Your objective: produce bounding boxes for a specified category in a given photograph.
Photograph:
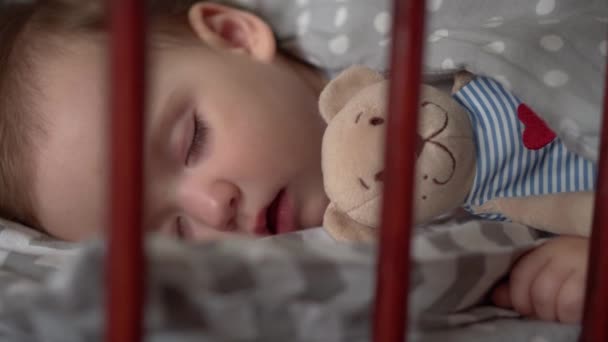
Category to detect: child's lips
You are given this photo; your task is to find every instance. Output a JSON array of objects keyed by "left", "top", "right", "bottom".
[
  {"left": 253, "top": 189, "right": 297, "bottom": 236},
  {"left": 254, "top": 207, "right": 269, "bottom": 236}
]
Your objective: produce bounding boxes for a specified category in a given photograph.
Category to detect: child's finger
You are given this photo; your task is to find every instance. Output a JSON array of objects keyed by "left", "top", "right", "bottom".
[
  {"left": 508, "top": 250, "right": 551, "bottom": 317},
  {"left": 491, "top": 282, "right": 513, "bottom": 309},
  {"left": 556, "top": 272, "right": 585, "bottom": 324},
  {"left": 530, "top": 264, "right": 573, "bottom": 322}
]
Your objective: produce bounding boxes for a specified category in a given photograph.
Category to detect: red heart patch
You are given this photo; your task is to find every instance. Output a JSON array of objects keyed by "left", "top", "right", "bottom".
[{"left": 517, "top": 104, "right": 556, "bottom": 150}]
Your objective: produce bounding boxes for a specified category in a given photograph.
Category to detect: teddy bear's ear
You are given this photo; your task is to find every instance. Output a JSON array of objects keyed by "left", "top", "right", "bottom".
[{"left": 319, "top": 65, "right": 384, "bottom": 123}]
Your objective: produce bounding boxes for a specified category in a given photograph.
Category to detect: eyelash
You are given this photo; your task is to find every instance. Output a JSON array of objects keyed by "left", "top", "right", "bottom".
[{"left": 186, "top": 112, "right": 207, "bottom": 166}]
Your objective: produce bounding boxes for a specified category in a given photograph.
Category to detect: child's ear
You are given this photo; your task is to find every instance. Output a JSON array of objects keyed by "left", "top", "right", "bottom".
[
  {"left": 319, "top": 66, "right": 384, "bottom": 123},
  {"left": 188, "top": 2, "right": 276, "bottom": 62}
]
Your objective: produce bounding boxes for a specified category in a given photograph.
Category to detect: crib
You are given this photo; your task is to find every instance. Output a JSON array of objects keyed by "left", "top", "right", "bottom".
[
  {"left": 0, "top": 0, "right": 603, "bottom": 341},
  {"left": 102, "top": 0, "right": 608, "bottom": 341}
]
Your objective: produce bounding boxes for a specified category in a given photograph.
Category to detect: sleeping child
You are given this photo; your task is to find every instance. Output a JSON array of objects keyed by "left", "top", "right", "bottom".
[{"left": 0, "top": 0, "right": 591, "bottom": 324}]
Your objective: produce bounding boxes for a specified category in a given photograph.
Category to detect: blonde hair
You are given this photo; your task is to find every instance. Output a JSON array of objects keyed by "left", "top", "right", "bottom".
[{"left": 0, "top": 0, "right": 222, "bottom": 229}]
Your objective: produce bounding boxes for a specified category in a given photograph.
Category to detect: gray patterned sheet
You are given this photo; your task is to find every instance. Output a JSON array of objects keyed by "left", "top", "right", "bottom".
[{"left": 0, "top": 217, "right": 580, "bottom": 341}]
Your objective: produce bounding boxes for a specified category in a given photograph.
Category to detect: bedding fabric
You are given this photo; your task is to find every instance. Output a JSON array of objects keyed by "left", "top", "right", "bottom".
[
  {"left": 0, "top": 217, "right": 581, "bottom": 342},
  {"left": 219, "top": 0, "right": 607, "bottom": 161}
]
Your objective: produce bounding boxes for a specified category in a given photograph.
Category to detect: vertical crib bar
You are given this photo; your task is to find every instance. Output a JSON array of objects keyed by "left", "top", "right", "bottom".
[
  {"left": 373, "top": 1, "right": 426, "bottom": 342},
  {"left": 580, "top": 55, "right": 608, "bottom": 342},
  {"left": 107, "top": 1, "right": 146, "bottom": 342}
]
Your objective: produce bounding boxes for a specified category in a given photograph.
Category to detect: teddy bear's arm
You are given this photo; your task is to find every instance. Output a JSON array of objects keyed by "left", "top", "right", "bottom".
[
  {"left": 323, "top": 203, "right": 377, "bottom": 243},
  {"left": 473, "top": 192, "right": 594, "bottom": 237}
]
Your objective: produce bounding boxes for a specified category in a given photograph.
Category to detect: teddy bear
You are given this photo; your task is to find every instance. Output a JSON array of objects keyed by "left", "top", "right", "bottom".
[{"left": 319, "top": 65, "right": 595, "bottom": 242}]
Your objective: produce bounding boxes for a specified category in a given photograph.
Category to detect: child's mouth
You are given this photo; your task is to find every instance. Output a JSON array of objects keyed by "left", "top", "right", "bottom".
[
  {"left": 266, "top": 191, "right": 281, "bottom": 235},
  {"left": 255, "top": 189, "right": 297, "bottom": 236}
]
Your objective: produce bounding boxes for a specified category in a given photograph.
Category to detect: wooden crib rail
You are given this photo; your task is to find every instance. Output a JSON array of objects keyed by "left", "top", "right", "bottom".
[
  {"left": 580, "top": 52, "right": 608, "bottom": 342},
  {"left": 107, "top": 1, "right": 146, "bottom": 342},
  {"left": 372, "top": 0, "right": 425, "bottom": 341}
]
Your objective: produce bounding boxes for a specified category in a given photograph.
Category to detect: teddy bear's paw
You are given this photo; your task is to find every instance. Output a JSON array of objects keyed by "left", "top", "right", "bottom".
[{"left": 323, "top": 203, "right": 377, "bottom": 243}]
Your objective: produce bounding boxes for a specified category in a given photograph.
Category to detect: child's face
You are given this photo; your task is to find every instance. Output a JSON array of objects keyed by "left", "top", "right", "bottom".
[{"left": 32, "top": 6, "right": 329, "bottom": 241}]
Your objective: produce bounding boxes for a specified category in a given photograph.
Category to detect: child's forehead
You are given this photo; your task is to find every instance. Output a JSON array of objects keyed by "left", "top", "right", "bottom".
[
  {"left": 34, "top": 42, "right": 100, "bottom": 85},
  {"left": 32, "top": 48, "right": 110, "bottom": 241}
]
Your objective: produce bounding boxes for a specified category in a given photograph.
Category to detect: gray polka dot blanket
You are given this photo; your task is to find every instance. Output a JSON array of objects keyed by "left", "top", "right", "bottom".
[{"left": 0, "top": 217, "right": 580, "bottom": 341}]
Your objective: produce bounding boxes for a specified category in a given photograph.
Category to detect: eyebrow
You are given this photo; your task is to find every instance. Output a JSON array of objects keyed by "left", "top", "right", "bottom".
[{"left": 149, "top": 87, "right": 189, "bottom": 159}]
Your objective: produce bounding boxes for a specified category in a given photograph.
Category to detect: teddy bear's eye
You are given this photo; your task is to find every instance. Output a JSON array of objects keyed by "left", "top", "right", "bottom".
[
  {"left": 369, "top": 117, "right": 385, "bottom": 126},
  {"left": 355, "top": 112, "right": 363, "bottom": 124}
]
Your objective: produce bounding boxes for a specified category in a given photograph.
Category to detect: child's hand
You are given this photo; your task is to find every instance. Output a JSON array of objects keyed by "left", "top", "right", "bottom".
[{"left": 491, "top": 236, "right": 589, "bottom": 323}]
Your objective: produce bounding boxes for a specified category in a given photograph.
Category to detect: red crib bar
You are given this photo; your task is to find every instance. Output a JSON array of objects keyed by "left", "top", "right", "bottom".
[
  {"left": 373, "top": 0, "right": 426, "bottom": 341},
  {"left": 580, "top": 54, "right": 608, "bottom": 342},
  {"left": 107, "top": 1, "right": 146, "bottom": 342}
]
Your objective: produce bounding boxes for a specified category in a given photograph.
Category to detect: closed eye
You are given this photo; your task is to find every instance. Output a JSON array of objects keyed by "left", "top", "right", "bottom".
[{"left": 186, "top": 112, "right": 207, "bottom": 166}]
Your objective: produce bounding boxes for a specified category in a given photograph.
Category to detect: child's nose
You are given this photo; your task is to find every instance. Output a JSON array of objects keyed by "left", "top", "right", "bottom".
[{"left": 179, "top": 180, "right": 240, "bottom": 231}]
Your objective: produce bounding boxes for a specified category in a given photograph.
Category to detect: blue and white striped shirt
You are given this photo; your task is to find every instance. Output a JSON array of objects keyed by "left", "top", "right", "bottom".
[{"left": 453, "top": 77, "right": 596, "bottom": 221}]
